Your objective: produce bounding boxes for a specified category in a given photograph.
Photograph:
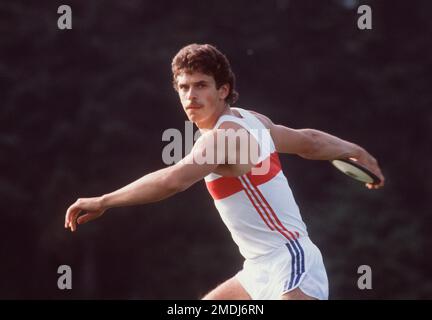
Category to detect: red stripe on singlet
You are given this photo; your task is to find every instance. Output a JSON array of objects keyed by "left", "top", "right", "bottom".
[
  {"left": 242, "top": 175, "right": 297, "bottom": 241},
  {"left": 205, "top": 152, "right": 281, "bottom": 200}
]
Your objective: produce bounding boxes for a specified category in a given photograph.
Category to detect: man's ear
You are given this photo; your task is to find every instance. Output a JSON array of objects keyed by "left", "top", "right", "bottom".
[{"left": 219, "top": 84, "right": 230, "bottom": 100}]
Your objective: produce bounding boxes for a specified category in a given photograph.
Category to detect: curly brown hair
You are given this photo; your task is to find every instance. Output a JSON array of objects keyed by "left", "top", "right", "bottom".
[{"left": 171, "top": 44, "right": 239, "bottom": 105}]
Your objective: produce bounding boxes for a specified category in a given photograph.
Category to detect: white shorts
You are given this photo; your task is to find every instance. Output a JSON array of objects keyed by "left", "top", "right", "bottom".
[{"left": 235, "top": 236, "right": 329, "bottom": 300}]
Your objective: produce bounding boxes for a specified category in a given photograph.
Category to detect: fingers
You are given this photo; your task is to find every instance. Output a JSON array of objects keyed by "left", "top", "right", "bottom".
[
  {"left": 366, "top": 180, "right": 384, "bottom": 189},
  {"left": 65, "top": 197, "right": 105, "bottom": 232},
  {"left": 350, "top": 154, "right": 385, "bottom": 190},
  {"left": 64, "top": 210, "right": 68, "bottom": 229},
  {"left": 365, "top": 173, "right": 385, "bottom": 189},
  {"left": 65, "top": 206, "right": 73, "bottom": 229},
  {"left": 378, "top": 173, "right": 385, "bottom": 186},
  {"left": 373, "top": 170, "right": 385, "bottom": 189},
  {"left": 69, "top": 208, "right": 78, "bottom": 232},
  {"left": 71, "top": 215, "right": 77, "bottom": 232},
  {"left": 363, "top": 159, "right": 385, "bottom": 189},
  {"left": 65, "top": 203, "right": 81, "bottom": 232},
  {"left": 77, "top": 215, "right": 87, "bottom": 225},
  {"left": 62, "top": 196, "right": 110, "bottom": 233},
  {"left": 77, "top": 212, "right": 99, "bottom": 225},
  {"left": 366, "top": 183, "right": 379, "bottom": 189},
  {"left": 369, "top": 158, "right": 385, "bottom": 187},
  {"left": 65, "top": 206, "right": 72, "bottom": 228}
]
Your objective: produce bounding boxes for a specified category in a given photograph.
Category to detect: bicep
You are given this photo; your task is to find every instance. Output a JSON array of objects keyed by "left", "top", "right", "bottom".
[{"left": 249, "top": 110, "right": 314, "bottom": 156}]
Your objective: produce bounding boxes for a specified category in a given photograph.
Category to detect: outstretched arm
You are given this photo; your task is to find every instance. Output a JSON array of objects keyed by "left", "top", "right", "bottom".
[
  {"left": 65, "top": 131, "right": 219, "bottom": 232},
  {"left": 252, "top": 111, "right": 385, "bottom": 189}
]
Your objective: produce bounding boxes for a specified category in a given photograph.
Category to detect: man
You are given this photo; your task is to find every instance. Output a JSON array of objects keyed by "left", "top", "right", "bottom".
[{"left": 65, "top": 43, "right": 385, "bottom": 300}]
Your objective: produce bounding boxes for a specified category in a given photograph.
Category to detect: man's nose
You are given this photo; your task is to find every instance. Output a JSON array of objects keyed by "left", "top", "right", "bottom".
[{"left": 186, "top": 87, "right": 197, "bottom": 100}]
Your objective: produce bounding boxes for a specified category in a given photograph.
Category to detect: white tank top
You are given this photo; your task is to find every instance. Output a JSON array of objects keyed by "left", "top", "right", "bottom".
[{"left": 204, "top": 107, "right": 308, "bottom": 260}]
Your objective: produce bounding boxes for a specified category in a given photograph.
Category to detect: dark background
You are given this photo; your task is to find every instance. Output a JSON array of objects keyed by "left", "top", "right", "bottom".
[{"left": 1, "top": 0, "right": 431, "bottom": 299}]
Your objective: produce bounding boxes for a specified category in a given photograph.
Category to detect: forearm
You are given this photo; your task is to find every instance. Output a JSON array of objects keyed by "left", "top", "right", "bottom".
[
  {"left": 100, "top": 167, "right": 182, "bottom": 209},
  {"left": 300, "top": 129, "right": 364, "bottom": 160}
]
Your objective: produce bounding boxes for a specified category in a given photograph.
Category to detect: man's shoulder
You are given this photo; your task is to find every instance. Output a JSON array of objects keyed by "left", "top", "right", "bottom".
[
  {"left": 214, "top": 107, "right": 274, "bottom": 131},
  {"left": 218, "top": 120, "right": 245, "bottom": 131},
  {"left": 246, "top": 109, "right": 273, "bottom": 129}
]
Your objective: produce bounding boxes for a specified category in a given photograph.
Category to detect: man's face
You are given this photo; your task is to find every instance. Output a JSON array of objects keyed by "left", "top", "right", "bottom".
[{"left": 176, "top": 71, "right": 228, "bottom": 127}]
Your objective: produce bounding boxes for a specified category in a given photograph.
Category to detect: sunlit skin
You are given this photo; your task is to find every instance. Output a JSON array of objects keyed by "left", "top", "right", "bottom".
[{"left": 175, "top": 72, "right": 231, "bottom": 131}]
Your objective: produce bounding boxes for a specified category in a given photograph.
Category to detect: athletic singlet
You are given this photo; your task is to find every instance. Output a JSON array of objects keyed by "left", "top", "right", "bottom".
[{"left": 204, "top": 107, "right": 308, "bottom": 260}]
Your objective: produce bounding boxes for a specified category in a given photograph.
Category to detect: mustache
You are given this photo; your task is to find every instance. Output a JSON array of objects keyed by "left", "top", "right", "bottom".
[{"left": 186, "top": 103, "right": 203, "bottom": 109}]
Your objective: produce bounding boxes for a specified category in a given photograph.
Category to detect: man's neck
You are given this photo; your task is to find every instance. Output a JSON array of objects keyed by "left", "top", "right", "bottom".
[{"left": 197, "top": 104, "right": 232, "bottom": 132}]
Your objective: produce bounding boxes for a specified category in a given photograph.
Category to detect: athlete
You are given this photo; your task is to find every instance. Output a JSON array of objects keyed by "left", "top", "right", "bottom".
[{"left": 65, "top": 43, "right": 385, "bottom": 300}]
